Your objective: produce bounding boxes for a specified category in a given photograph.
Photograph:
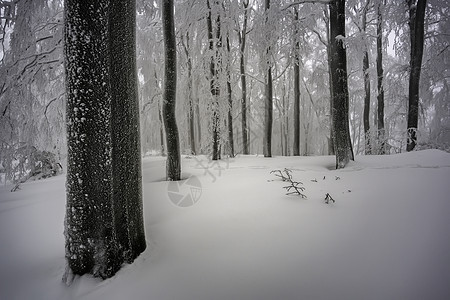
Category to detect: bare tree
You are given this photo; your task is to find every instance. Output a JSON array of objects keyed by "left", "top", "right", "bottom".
[
  {"left": 238, "top": 0, "right": 250, "bottom": 154},
  {"left": 376, "top": 2, "right": 385, "bottom": 154},
  {"left": 263, "top": 0, "right": 273, "bottom": 158},
  {"left": 329, "top": 0, "right": 353, "bottom": 168},
  {"left": 162, "top": 0, "right": 181, "bottom": 180},
  {"left": 406, "top": 0, "right": 427, "bottom": 152}
]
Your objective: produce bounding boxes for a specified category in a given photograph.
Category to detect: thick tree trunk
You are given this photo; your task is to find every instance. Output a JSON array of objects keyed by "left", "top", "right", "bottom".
[
  {"left": 64, "top": 1, "right": 118, "bottom": 280},
  {"left": 162, "top": 0, "right": 181, "bottom": 180},
  {"left": 406, "top": 0, "right": 426, "bottom": 152},
  {"left": 329, "top": 0, "right": 353, "bottom": 169},
  {"left": 263, "top": 0, "right": 273, "bottom": 158},
  {"left": 362, "top": 2, "right": 371, "bottom": 155},
  {"left": 110, "top": 0, "right": 146, "bottom": 263},
  {"left": 376, "top": 3, "right": 385, "bottom": 154},
  {"left": 64, "top": 0, "right": 145, "bottom": 282},
  {"left": 239, "top": 0, "right": 249, "bottom": 155},
  {"left": 293, "top": 7, "right": 301, "bottom": 156}
]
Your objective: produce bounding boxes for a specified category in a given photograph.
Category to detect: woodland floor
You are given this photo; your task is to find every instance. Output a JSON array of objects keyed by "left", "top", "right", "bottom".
[{"left": 1, "top": 149, "right": 450, "bottom": 300}]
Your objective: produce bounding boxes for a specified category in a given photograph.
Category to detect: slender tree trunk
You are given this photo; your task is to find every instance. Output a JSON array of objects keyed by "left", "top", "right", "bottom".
[
  {"left": 406, "top": 0, "right": 426, "bottom": 152},
  {"left": 376, "top": 2, "right": 385, "bottom": 154},
  {"left": 362, "top": 1, "right": 371, "bottom": 154},
  {"left": 207, "top": 0, "right": 221, "bottom": 160},
  {"left": 162, "top": 0, "right": 181, "bottom": 180},
  {"left": 263, "top": 0, "right": 273, "bottom": 158},
  {"left": 329, "top": 0, "right": 353, "bottom": 169},
  {"left": 226, "top": 36, "right": 234, "bottom": 157},
  {"left": 182, "top": 33, "right": 196, "bottom": 155},
  {"left": 239, "top": 0, "right": 249, "bottom": 154},
  {"left": 323, "top": 9, "right": 335, "bottom": 155},
  {"left": 293, "top": 7, "right": 300, "bottom": 156}
]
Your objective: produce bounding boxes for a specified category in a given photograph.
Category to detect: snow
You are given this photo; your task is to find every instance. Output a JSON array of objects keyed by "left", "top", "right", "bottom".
[{"left": 1, "top": 150, "right": 450, "bottom": 300}]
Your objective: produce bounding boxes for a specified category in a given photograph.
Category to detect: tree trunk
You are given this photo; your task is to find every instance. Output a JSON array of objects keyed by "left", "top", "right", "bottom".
[
  {"left": 323, "top": 8, "right": 335, "bottom": 155},
  {"left": 362, "top": 1, "right": 371, "bottom": 155},
  {"left": 406, "top": 0, "right": 426, "bottom": 152},
  {"left": 226, "top": 36, "right": 234, "bottom": 157},
  {"left": 263, "top": 0, "right": 273, "bottom": 158},
  {"left": 376, "top": 2, "right": 385, "bottom": 154},
  {"left": 162, "top": 0, "right": 181, "bottom": 180},
  {"left": 64, "top": 0, "right": 145, "bottom": 282},
  {"left": 182, "top": 33, "right": 196, "bottom": 155},
  {"left": 207, "top": 0, "right": 221, "bottom": 160},
  {"left": 293, "top": 7, "right": 301, "bottom": 156},
  {"left": 239, "top": 0, "right": 249, "bottom": 155},
  {"left": 110, "top": 0, "right": 146, "bottom": 263},
  {"left": 329, "top": 0, "right": 353, "bottom": 169}
]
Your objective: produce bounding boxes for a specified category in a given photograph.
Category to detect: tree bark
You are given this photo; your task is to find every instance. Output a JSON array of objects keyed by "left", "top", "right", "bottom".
[
  {"left": 64, "top": 0, "right": 145, "bottom": 282},
  {"left": 239, "top": 0, "right": 249, "bottom": 155},
  {"left": 329, "top": 0, "right": 353, "bottom": 169},
  {"left": 207, "top": 0, "right": 221, "bottom": 160},
  {"left": 263, "top": 0, "right": 273, "bottom": 158},
  {"left": 406, "top": 0, "right": 426, "bottom": 152},
  {"left": 293, "top": 7, "right": 301, "bottom": 156},
  {"left": 182, "top": 32, "right": 196, "bottom": 155},
  {"left": 162, "top": 0, "right": 181, "bottom": 180},
  {"left": 110, "top": 0, "right": 146, "bottom": 263},
  {"left": 226, "top": 36, "right": 234, "bottom": 157},
  {"left": 376, "top": 2, "right": 385, "bottom": 154},
  {"left": 362, "top": 1, "right": 371, "bottom": 154}
]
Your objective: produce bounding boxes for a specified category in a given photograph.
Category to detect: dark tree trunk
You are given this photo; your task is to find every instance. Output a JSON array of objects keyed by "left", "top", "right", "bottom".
[
  {"left": 293, "top": 7, "right": 301, "bottom": 156},
  {"left": 162, "top": 0, "right": 181, "bottom": 180},
  {"left": 239, "top": 0, "right": 249, "bottom": 155},
  {"left": 226, "top": 36, "right": 234, "bottom": 157},
  {"left": 329, "top": 0, "right": 353, "bottom": 169},
  {"left": 362, "top": 2, "right": 371, "bottom": 154},
  {"left": 376, "top": 2, "right": 385, "bottom": 154},
  {"left": 406, "top": 0, "right": 426, "bottom": 152},
  {"left": 110, "top": 0, "right": 146, "bottom": 263},
  {"left": 64, "top": 0, "right": 145, "bottom": 283},
  {"left": 263, "top": 0, "right": 273, "bottom": 158}
]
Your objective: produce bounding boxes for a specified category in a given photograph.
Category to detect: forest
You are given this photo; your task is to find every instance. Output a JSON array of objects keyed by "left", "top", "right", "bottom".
[
  {"left": 1, "top": 0, "right": 448, "bottom": 180},
  {"left": 0, "top": 0, "right": 449, "bottom": 299}
]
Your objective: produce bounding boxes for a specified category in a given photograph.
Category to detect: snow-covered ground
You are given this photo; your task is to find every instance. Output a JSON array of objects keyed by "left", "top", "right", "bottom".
[{"left": 1, "top": 149, "right": 449, "bottom": 300}]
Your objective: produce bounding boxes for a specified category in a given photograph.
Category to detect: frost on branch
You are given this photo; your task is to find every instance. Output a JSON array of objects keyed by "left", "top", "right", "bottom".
[{"left": 270, "top": 168, "right": 306, "bottom": 198}]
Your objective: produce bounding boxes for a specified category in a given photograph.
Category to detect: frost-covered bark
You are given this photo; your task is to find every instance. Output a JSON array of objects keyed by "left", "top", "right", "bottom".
[
  {"left": 109, "top": 0, "right": 146, "bottom": 262},
  {"left": 162, "top": 0, "right": 181, "bottom": 180},
  {"left": 329, "top": 0, "right": 353, "bottom": 169},
  {"left": 406, "top": 0, "right": 426, "bottom": 152},
  {"left": 64, "top": 0, "right": 146, "bottom": 282},
  {"left": 206, "top": 0, "right": 221, "bottom": 160},
  {"left": 64, "top": 0, "right": 118, "bottom": 280},
  {"left": 181, "top": 32, "right": 196, "bottom": 155}
]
